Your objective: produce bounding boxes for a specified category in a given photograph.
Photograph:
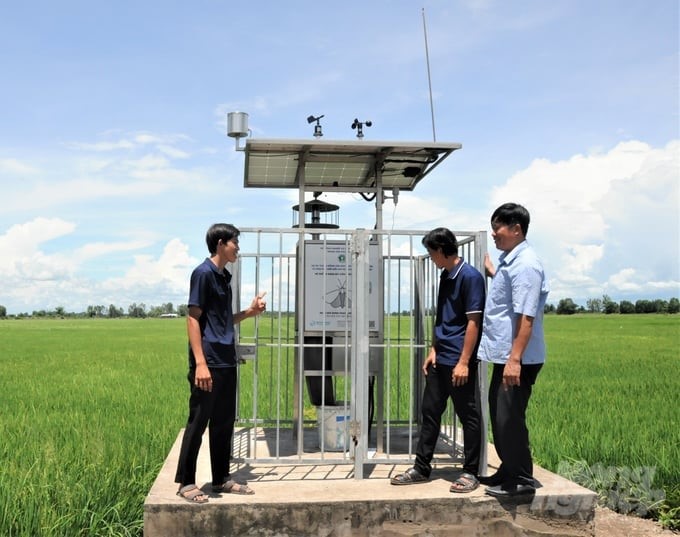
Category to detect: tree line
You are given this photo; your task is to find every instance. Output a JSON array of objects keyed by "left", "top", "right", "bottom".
[
  {"left": 0, "top": 302, "right": 189, "bottom": 319},
  {"left": 548, "top": 295, "right": 680, "bottom": 315},
  {"left": 1, "top": 294, "right": 678, "bottom": 319}
]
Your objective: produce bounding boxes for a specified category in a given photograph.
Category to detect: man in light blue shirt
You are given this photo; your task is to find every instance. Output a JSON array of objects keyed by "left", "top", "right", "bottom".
[{"left": 478, "top": 203, "right": 549, "bottom": 497}]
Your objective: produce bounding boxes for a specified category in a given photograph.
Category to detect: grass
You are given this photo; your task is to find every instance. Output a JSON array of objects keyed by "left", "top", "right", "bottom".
[
  {"left": 532, "top": 316, "right": 679, "bottom": 473},
  {"left": 0, "top": 320, "right": 186, "bottom": 537},
  {"left": 530, "top": 314, "right": 680, "bottom": 525},
  {"left": 0, "top": 313, "right": 678, "bottom": 535}
]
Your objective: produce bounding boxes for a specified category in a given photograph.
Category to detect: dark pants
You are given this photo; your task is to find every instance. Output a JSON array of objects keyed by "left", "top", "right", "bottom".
[
  {"left": 415, "top": 360, "right": 482, "bottom": 477},
  {"left": 488, "top": 362, "right": 542, "bottom": 487},
  {"left": 175, "top": 367, "right": 237, "bottom": 487}
]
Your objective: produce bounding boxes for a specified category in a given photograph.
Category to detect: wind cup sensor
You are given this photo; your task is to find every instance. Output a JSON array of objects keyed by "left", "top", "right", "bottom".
[
  {"left": 307, "top": 114, "right": 325, "bottom": 138},
  {"left": 351, "top": 118, "right": 372, "bottom": 139}
]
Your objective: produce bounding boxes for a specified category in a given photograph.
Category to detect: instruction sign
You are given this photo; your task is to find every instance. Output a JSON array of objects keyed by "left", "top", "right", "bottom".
[{"left": 303, "top": 240, "right": 380, "bottom": 332}]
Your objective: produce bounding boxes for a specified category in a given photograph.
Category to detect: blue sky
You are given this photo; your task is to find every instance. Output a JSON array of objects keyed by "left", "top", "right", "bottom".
[{"left": 0, "top": 0, "right": 678, "bottom": 314}]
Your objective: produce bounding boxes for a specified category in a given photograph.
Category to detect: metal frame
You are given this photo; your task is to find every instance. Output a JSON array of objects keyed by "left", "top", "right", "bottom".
[{"left": 233, "top": 228, "right": 488, "bottom": 479}]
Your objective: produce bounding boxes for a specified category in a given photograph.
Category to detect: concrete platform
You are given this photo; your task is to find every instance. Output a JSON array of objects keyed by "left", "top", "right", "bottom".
[{"left": 144, "top": 427, "right": 597, "bottom": 537}]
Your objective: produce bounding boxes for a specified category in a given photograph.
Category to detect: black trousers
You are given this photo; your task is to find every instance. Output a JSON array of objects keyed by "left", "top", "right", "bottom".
[
  {"left": 415, "top": 360, "right": 482, "bottom": 477},
  {"left": 174, "top": 367, "right": 237, "bottom": 487},
  {"left": 488, "top": 362, "right": 542, "bottom": 487}
]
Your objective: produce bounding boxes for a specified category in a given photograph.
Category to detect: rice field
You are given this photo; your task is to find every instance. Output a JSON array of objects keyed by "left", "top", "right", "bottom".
[{"left": 0, "top": 313, "right": 678, "bottom": 535}]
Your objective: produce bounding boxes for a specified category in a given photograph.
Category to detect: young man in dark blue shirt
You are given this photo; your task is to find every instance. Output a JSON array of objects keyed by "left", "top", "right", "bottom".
[
  {"left": 391, "top": 227, "right": 486, "bottom": 493},
  {"left": 175, "top": 223, "right": 266, "bottom": 503}
]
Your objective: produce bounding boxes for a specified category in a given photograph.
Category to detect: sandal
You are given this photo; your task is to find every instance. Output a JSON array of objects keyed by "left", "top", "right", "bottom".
[
  {"left": 212, "top": 479, "right": 254, "bottom": 495},
  {"left": 450, "top": 472, "right": 480, "bottom": 493},
  {"left": 177, "top": 484, "right": 209, "bottom": 503},
  {"left": 390, "top": 467, "right": 429, "bottom": 485}
]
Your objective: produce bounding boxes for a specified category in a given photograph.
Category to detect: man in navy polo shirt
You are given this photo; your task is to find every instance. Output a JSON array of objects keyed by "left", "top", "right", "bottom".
[
  {"left": 175, "top": 223, "right": 266, "bottom": 503},
  {"left": 391, "top": 227, "right": 485, "bottom": 493}
]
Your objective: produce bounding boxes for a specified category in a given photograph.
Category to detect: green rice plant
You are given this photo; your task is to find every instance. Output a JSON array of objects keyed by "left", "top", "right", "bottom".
[
  {"left": 531, "top": 314, "right": 679, "bottom": 524},
  {"left": 0, "top": 319, "right": 187, "bottom": 536}
]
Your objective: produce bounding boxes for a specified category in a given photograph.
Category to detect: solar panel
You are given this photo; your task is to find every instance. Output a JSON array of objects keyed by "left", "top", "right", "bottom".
[{"left": 243, "top": 139, "right": 461, "bottom": 191}]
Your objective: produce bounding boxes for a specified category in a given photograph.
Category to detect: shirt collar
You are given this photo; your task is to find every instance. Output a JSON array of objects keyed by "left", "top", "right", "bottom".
[
  {"left": 205, "top": 257, "right": 232, "bottom": 281},
  {"left": 443, "top": 258, "right": 466, "bottom": 279},
  {"left": 498, "top": 241, "right": 528, "bottom": 267}
]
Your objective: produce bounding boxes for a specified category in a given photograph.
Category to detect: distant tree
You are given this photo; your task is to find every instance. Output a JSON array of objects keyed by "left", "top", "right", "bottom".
[
  {"left": 86, "top": 305, "right": 105, "bottom": 317},
  {"left": 586, "top": 298, "right": 603, "bottom": 313},
  {"left": 620, "top": 300, "right": 635, "bottom": 314},
  {"left": 635, "top": 299, "right": 656, "bottom": 314},
  {"left": 556, "top": 298, "right": 578, "bottom": 315},
  {"left": 653, "top": 299, "right": 669, "bottom": 313},
  {"left": 602, "top": 295, "right": 619, "bottom": 314},
  {"left": 668, "top": 298, "right": 680, "bottom": 314},
  {"left": 544, "top": 303, "right": 556, "bottom": 314},
  {"left": 148, "top": 305, "right": 165, "bottom": 317},
  {"left": 128, "top": 303, "right": 147, "bottom": 318},
  {"left": 108, "top": 304, "right": 124, "bottom": 318},
  {"left": 54, "top": 306, "right": 66, "bottom": 318},
  {"left": 0, "top": 305, "right": 6, "bottom": 318},
  {"left": 177, "top": 304, "right": 188, "bottom": 317}
]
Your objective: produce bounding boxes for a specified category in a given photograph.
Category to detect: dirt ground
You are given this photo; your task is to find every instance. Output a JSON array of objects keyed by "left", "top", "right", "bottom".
[{"left": 594, "top": 507, "right": 677, "bottom": 536}]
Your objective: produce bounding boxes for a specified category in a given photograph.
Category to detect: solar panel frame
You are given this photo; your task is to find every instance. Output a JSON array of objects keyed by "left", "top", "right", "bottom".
[{"left": 243, "top": 138, "right": 461, "bottom": 191}]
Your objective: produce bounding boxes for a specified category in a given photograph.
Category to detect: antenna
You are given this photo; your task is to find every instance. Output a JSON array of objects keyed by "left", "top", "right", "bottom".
[{"left": 422, "top": 8, "right": 437, "bottom": 142}]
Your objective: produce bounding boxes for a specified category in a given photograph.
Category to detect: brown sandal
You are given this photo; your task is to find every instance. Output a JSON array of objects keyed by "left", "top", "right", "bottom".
[
  {"left": 212, "top": 479, "right": 254, "bottom": 495},
  {"left": 450, "top": 472, "right": 480, "bottom": 493},
  {"left": 177, "top": 484, "right": 209, "bottom": 503},
  {"left": 390, "top": 468, "right": 429, "bottom": 485}
]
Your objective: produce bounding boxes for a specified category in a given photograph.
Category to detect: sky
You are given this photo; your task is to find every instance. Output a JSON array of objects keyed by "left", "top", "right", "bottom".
[{"left": 0, "top": 0, "right": 678, "bottom": 315}]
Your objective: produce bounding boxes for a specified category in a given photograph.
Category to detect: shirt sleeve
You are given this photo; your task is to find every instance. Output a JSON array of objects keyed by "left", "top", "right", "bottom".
[
  {"left": 188, "top": 267, "right": 208, "bottom": 309},
  {"left": 511, "top": 266, "right": 543, "bottom": 317},
  {"left": 463, "top": 270, "right": 486, "bottom": 314}
]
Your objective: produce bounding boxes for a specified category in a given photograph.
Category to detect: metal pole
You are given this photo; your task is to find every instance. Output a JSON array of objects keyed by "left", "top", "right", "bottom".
[
  {"left": 422, "top": 8, "right": 437, "bottom": 142},
  {"left": 351, "top": 230, "right": 371, "bottom": 478}
]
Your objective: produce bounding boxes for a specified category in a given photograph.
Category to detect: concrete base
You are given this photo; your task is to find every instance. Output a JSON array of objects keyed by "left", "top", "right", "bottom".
[{"left": 144, "top": 428, "right": 597, "bottom": 537}]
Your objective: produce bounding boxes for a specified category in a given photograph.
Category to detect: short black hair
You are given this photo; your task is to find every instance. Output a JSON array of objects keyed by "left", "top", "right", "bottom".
[
  {"left": 422, "top": 227, "right": 458, "bottom": 257},
  {"left": 205, "top": 223, "right": 240, "bottom": 255},
  {"left": 491, "top": 203, "right": 530, "bottom": 236}
]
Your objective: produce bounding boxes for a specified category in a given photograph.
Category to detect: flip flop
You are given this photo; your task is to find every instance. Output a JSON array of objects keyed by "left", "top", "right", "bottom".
[
  {"left": 212, "top": 479, "right": 255, "bottom": 495},
  {"left": 177, "top": 484, "right": 209, "bottom": 503},
  {"left": 450, "top": 472, "right": 480, "bottom": 493}
]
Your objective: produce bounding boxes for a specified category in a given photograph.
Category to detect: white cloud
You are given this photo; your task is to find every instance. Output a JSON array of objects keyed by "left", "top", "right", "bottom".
[
  {"left": 65, "top": 139, "right": 136, "bottom": 152},
  {"left": 489, "top": 140, "right": 680, "bottom": 302},
  {"left": 0, "top": 217, "right": 197, "bottom": 313},
  {"left": 65, "top": 131, "right": 192, "bottom": 153},
  {"left": 1, "top": 178, "right": 167, "bottom": 213},
  {"left": 157, "top": 144, "right": 190, "bottom": 159},
  {"left": 0, "top": 158, "right": 38, "bottom": 174},
  {"left": 74, "top": 240, "right": 153, "bottom": 262},
  {"left": 121, "top": 238, "right": 195, "bottom": 288},
  {"left": 0, "top": 218, "right": 76, "bottom": 270}
]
